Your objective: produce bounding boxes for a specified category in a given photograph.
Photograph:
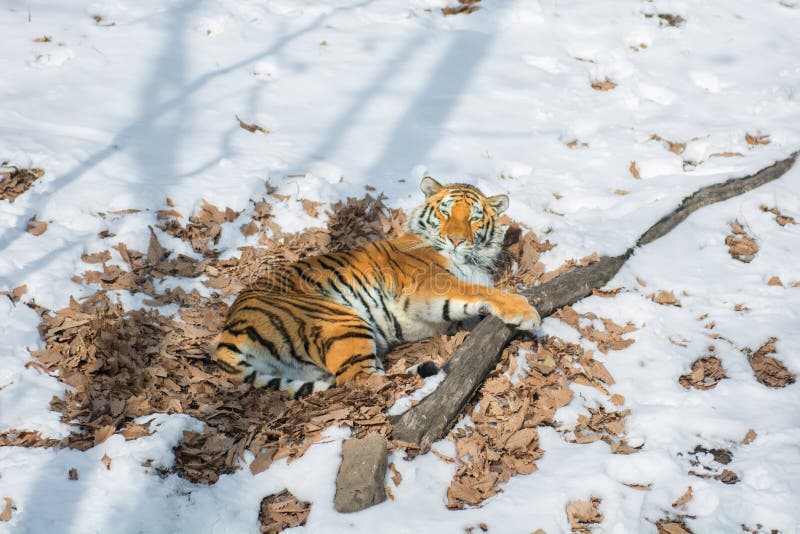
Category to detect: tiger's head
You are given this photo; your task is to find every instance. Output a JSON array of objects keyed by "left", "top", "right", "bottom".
[{"left": 407, "top": 177, "right": 509, "bottom": 269}]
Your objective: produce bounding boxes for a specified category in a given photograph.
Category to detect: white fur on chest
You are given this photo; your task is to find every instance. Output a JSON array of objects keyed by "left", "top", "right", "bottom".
[{"left": 445, "top": 252, "right": 494, "bottom": 287}]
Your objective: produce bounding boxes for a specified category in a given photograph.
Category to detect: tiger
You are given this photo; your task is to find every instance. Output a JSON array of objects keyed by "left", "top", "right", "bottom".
[{"left": 215, "top": 177, "right": 541, "bottom": 397}]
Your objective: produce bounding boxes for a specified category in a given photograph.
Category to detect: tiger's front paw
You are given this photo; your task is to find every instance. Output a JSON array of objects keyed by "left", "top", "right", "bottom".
[{"left": 488, "top": 294, "right": 541, "bottom": 331}]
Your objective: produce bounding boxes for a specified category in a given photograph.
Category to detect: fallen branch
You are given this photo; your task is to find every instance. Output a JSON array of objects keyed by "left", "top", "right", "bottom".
[
  {"left": 337, "top": 152, "right": 797, "bottom": 509},
  {"left": 392, "top": 151, "right": 797, "bottom": 449}
]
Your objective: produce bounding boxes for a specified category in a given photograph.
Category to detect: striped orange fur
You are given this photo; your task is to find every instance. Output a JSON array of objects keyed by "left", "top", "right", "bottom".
[{"left": 215, "top": 178, "right": 540, "bottom": 397}]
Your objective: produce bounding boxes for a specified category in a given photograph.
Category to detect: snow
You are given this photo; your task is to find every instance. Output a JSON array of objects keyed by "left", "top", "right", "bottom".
[{"left": 2, "top": 0, "right": 800, "bottom": 532}]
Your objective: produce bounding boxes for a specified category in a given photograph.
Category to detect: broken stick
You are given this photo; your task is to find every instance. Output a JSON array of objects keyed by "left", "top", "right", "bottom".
[
  {"left": 335, "top": 152, "right": 797, "bottom": 511},
  {"left": 392, "top": 151, "right": 797, "bottom": 449}
]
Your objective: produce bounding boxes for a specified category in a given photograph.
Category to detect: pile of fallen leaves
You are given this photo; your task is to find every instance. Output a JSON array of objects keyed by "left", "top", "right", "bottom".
[
  {"left": 745, "top": 337, "right": 796, "bottom": 388},
  {"left": 445, "top": 329, "right": 635, "bottom": 509},
  {"left": 13, "top": 186, "right": 429, "bottom": 484},
  {"left": 258, "top": 490, "right": 311, "bottom": 534},
  {"left": 9, "top": 180, "right": 638, "bottom": 518},
  {"left": 0, "top": 164, "right": 44, "bottom": 202},
  {"left": 725, "top": 219, "right": 758, "bottom": 263},
  {"left": 679, "top": 356, "right": 726, "bottom": 390},
  {"left": 566, "top": 497, "right": 603, "bottom": 533}
]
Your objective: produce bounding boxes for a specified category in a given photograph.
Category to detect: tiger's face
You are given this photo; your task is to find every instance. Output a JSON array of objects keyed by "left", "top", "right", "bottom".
[{"left": 407, "top": 177, "right": 509, "bottom": 269}]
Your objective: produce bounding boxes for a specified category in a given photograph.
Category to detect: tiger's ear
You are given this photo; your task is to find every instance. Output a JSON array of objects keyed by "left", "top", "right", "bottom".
[
  {"left": 420, "top": 176, "right": 443, "bottom": 198},
  {"left": 488, "top": 194, "right": 509, "bottom": 214}
]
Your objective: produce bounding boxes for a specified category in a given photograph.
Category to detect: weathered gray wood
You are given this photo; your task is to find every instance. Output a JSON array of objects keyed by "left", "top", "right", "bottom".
[
  {"left": 391, "top": 151, "right": 797, "bottom": 451},
  {"left": 334, "top": 434, "right": 388, "bottom": 513},
  {"left": 391, "top": 315, "right": 516, "bottom": 448},
  {"left": 336, "top": 152, "right": 797, "bottom": 512},
  {"left": 636, "top": 153, "right": 797, "bottom": 247}
]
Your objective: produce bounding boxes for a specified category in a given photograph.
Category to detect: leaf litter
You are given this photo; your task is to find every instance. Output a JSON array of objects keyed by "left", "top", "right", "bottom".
[
  {"left": 17, "top": 181, "right": 637, "bottom": 523},
  {"left": 726, "top": 219, "right": 758, "bottom": 263},
  {"left": 745, "top": 337, "right": 796, "bottom": 388},
  {"left": 0, "top": 164, "right": 45, "bottom": 202}
]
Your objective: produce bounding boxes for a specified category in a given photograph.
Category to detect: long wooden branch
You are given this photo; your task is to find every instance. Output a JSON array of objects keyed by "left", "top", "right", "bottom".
[
  {"left": 391, "top": 151, "right": 797, "bottom": 448},
  {"left": 335, "top": 152, "right": 797, "bottom": 511}
]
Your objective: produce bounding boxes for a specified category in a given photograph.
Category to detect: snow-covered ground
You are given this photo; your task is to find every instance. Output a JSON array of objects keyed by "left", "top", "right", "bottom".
[{"left": 2, "top": 0, "right": 800, "bottom": 532}]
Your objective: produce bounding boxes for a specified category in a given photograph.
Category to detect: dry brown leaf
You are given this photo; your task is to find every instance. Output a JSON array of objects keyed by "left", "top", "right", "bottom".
[
  {"left": 767, "top": 276, "right": 783, "bottom": 287},
  {"left": 716, "top": 469, "right": 739, "bottom": 484},
  {"left": 26, "top": 216, "right": 48, "bottom": 236},
  {"left": 657, "top": 521, "right": 693, "bottom": 534},
  {"left": 157, "top": 209, "right": 183, "bottom": 220},
  {"left": 709, "top": 151, "right": 743, "bottom": 158},
  {"left": 679, "top": 356, "right": 726, "bottom": 390},
  {"left": 94, "top": 425, "right": 116, "bottom": 446},
  {"left": 442, "top": 0, "right": 481, "bottom": 16},
  {"left": 760, "top": 205, "right": 796, "bottom": 226},
  {"left": 614, "top": 189, "right": 629, "bottom": 195},
  {"left": 82, "top": 251, "right": 111, "bottom": 264},
  {"left": 240, "top": 221, "right": 259, "bottom": 237},
  {"left": 0, "top": 166, "right": 44, "bottom": 202},
  {"left": 747, "top": 338, "right": 796, "bottom": 388},
  {"left": 672, "top": 486, "right": 693, "bottom": 508},
  {"left": 101, "top": 453, "right": 112, "bottom": 470},
  {"left": 645, "top": 13, "right": 686, "bottom": 27},
  {"left": 69, "top": 468, "right": 78, "bottom": 480},
  {"left": 745, "top": 133, "right": 770, "bottom": 146},
  {"left": 147, "top": 227, "right": 167, "bottom": 265},
  {"left": 629, "top": 161, "right": 641, "bottom": 179},
  {"left": 300, "top": 199, "right": 323, "bottom": 218},
  {"left": 0, "top": 497, "right": 14, "bottom": 522},
  {"left": 651, "top": 290, "right": 681, "bottom": 307},
  {"left": 592, "top": 79, "right": 617, "bottom": 91},
  {"left": 389, "top": 462, "right": 402, "bottom": 486},
  {"left": 593, "top": 287, "right": 622, "bottom": 298},
  {"left": 259, "top": 490, "right": 310, "bottom": 534},
  {"left": 250, "top": 448, "right": 276, "bottom": 475},
  {"left": 566, "top": 497, "right": 603, "bottom": 532},
  {"left": 0, "top": 285, "right": 27, "bottom": 304},
  {"left": 741, "top": 428, "right": 757, "bottom": 445},
  {"left": 236, "top": 115, "right": 269, "bottom": 134}
]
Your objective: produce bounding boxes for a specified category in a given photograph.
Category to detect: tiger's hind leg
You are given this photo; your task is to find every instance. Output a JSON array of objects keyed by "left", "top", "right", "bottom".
[
  {"left": 311, "top": 317, "right": 381, "bottom": 385},
  {"left": 216, "top": 336, "right": 332, "bottom": 398}
]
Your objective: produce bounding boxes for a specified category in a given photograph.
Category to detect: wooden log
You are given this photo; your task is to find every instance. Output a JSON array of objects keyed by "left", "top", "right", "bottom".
[
  {"left": 392, "top": 151, "right": 797, "bottom": 450},
  {"left": 336, "top": 152, "right": 797, "bottom": 511}
]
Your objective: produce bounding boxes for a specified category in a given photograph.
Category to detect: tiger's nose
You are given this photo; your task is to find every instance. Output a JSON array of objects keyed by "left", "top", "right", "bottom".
[{"left": 448, "top": 236, "right": 465, "bottom": 246}]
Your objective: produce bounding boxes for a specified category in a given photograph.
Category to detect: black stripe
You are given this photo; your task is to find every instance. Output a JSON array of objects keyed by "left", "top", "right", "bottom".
[
  {"left": 442, "top": 299, "right": 451, "bottom": 321},
  {"left": 318, "top": 258, "right": 389, "bottom": 344},
  {"left": 290, "top": 264, "right": 328, "bottom": 293},
  {"left": 334, "top": 353, "right": 376, "bottom": 377},
  {"left": 294, "top": 382, "right": 314, "bottom": 399},
  {"left": 217, "top": 342, "right": 242, "bottom": 354},
  {"left": 267, "top": 378, "right": 281, "bottom": 390},
  {"left": 216, "top": 360, "right": 240, "bottom": 373},
  {"left": 227, "top": 324, "right": 280, "bottom": 357},
  {"left": 236, "top": 307, "right": 300, "bottom": 363},
  {"left": 258, "top": 299, "right": 314, "bottom": 363},
  {"left": 323, "top": 332, "right": 375, "bottom": 352}
]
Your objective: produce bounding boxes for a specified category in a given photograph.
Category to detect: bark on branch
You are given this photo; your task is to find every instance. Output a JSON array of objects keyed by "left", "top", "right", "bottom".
[
  {"left": 335, "top": 152, "right": 796, "bottom": 511},
  {"left": 392, "top": 152, "right": 797, "bottom": 448}
]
